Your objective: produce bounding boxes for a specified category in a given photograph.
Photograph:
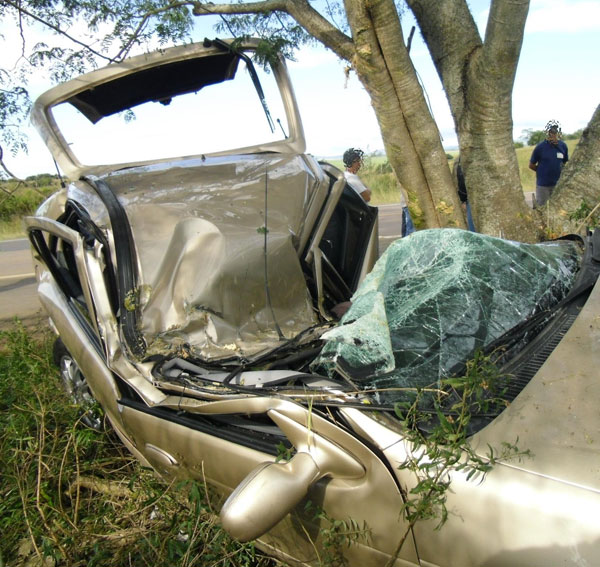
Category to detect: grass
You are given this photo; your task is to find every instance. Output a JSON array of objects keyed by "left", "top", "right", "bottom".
[
  {"left": 0, "top": 176, "right": 60, "bottom": 240},
  {"left": 0, "top": 216, "right": 30, "bottom": 240},
  {"left": 0, "top": 321, "right": 278, "bottom": 567}
]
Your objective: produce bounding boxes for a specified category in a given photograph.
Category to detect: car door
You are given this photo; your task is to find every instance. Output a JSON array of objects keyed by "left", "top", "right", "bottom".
[{"left": 117, "top": 390, "right": 421, "bottom": 567}]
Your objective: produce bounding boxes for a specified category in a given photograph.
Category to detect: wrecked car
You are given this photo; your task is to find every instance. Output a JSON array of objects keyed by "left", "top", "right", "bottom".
[{"left": 27, "top": 38, "right": 600, "bottom": 566}]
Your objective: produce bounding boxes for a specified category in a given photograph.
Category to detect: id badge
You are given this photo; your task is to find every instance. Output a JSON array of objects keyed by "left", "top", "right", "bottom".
[{"left": 557, "top": 152, "right": 564, "bottom": 159}]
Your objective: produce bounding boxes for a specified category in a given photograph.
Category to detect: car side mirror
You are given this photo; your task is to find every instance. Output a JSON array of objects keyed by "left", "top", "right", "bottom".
[
  {"left": 220, "top": 452, "right": 320, "bottom": 541},
  {"left": 220, "top": 408, "right": 365, "bottom": 541}
]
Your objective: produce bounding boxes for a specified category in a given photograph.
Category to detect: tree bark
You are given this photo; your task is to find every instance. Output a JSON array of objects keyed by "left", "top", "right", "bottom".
[
  {"left": 407, "top": 0, "right": 539, "bottom": 241},
  {"left": 547, "top": 104, "right": 600, "bottom": 235}
]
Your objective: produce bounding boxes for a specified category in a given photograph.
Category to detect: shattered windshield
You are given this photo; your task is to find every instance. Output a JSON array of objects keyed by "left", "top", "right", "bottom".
[{"left": 312, "top": 229, "right": 581, "bottom": 406}]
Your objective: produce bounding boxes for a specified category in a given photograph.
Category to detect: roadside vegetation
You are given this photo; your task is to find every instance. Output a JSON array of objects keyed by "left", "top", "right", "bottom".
[
  {"left": 0, "top": 323, "right": 279, "bottom": 567},
  {"left": 0, "top": 175, "right": 61, "bottom": 240},
  {"left": 1, "top": 320, "right": 533, "bottom": 567}
]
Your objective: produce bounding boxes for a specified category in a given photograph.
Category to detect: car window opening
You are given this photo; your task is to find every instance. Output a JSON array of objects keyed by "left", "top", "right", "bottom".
[{"left": 207, "top": 38, "right": 276, "bottom": 134}]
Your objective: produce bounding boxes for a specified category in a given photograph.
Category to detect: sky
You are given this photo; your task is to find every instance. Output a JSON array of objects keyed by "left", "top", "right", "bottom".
[{"left": 2, "top": 0, "right": 599, "bottom": 177}]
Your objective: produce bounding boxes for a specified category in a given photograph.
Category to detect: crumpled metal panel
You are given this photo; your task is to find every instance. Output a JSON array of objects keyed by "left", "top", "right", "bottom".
[
  {"left": 88, "top": 153, "right": 326, "bottom": 361},
  {"left": 312, "top": 229, "right": 581, "bottom": 404}
]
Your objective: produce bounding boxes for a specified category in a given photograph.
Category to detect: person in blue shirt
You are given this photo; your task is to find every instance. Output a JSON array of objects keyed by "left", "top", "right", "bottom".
[{"left": 529, "top": 120, "right": 569, "bottom": 207}]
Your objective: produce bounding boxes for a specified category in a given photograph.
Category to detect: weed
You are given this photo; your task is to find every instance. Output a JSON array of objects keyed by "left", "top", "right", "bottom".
[
  {"left": 0, "top": 322, "right": 277, "bottom": 567},
  {"left": 568, "top": 199, "right": 600, "bottom": 230},
  {"left": 300, "top": 501, "right": 370, "bottom": 567}
]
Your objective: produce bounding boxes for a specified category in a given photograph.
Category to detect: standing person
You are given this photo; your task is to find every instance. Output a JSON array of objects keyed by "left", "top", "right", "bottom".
[
  {"left": 529, "top": 120, "right": 569, "bottom": 207},
  {"left": 400, "top": 187, "right": 416, "bottom": 237},
  {"left": 455, "top": 157, "right": 476, "bottom": 232},
  {"left": 343, "top": 147, "right": 415, "bottom": 236},
  {"left": 343, "top": 147, "right": 371, "bottom": 202}
]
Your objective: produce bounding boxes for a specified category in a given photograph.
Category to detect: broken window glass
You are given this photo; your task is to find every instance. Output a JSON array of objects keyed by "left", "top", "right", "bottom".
[{"left": 311, "top": 229, "right": 581, "bottom": 406}]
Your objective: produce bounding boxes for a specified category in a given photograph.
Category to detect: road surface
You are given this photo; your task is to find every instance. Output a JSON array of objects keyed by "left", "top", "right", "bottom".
[
  {"left": 0, "top": 238, "right": 40, "bottom": 324},
  {"left": 0, "top": 203, "right": 406, "bottom": 325}
]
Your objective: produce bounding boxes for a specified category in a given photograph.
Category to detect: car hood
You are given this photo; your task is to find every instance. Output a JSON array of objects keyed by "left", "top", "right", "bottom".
[
  {"left": 472, "top": 274, "right": 600, "bottom": 492},
  {"left": 75, "top": 152, "right": 329, "bottom": 361}
]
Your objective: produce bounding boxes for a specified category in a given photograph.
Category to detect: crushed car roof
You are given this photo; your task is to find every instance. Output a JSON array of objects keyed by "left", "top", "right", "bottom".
[
  {"left": 31, "top": 38, "right": 306, "bottom": 178},
  {"left": 67, "top": 51, "right": 240, "bottom": 123}
]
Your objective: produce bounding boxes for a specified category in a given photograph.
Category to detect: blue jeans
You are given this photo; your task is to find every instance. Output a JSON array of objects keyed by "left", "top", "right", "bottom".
[
  {"left": 466, "top": 202, "right": 476, "bottom": 232},
  {"left": 402, "top": 206, "right": 415, "bottom": 237}
]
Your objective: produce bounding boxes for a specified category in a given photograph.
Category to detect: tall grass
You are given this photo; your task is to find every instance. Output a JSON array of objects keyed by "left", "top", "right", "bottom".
[{"left": 0, "top": 322, "right": 277, "bottom": 567}]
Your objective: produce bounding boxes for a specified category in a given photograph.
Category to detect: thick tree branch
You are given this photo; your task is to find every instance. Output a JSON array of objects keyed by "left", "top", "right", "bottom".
[
  {"left": 482, "top": 0, "right": 529, "bottom": 90},
  {"left": 367, "top": 0, "right": 464, "bottom": 226},
  {"left": 405, "top": 0, "right": 481, "bottom": 81},
  {"left": 190, "top": 0, "right": 354, "bottom": 60}
]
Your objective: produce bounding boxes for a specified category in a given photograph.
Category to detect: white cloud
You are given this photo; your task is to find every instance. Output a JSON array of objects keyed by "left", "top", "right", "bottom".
[
  {"left": 527, "top": 0, "right": 600, "bottom": 33},
  {"left": 289, "top": 46, "right": 342, "bottom": 70},
  {"left": 470, "top": 0, "right": 600, "bottom": 36}
]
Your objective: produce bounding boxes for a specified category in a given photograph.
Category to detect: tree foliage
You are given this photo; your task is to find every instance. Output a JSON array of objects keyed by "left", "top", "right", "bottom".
[
  {"left": 527, "top": 130, "right": 546, "bottom": 146},
  {"left": 1, "top": 0, "right": 194, "bottom": 160},
  {"left": 2, "top": 0, "right": 599, "bottom": 239}
]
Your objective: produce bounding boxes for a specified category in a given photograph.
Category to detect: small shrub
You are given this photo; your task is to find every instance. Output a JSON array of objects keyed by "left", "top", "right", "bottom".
[{"left": 0, "top": 178, "right": 59, "bottom": 220}]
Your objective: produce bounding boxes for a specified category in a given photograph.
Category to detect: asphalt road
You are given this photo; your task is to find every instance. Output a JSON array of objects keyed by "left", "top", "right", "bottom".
[
  {"left": 0, "top": 238, "right": 40, "bottom": 322},
  {"left": 0, "top": 203, "right": 406, "bottom": 323}
]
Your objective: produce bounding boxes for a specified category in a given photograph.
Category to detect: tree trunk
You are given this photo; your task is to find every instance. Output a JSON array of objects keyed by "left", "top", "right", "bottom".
[
  {"left": 344, "top": 0, "right": 465, "bottom": 228},
  {"left": 407, "top": 0, "right": 540, "bottom": 241},
  {"left": 547, "top": 104, "right": 600, "bottom": 235}
]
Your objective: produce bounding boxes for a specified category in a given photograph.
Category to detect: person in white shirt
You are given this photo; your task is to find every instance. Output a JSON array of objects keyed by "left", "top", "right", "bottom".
[
  {"left": 342, "top": 147, "right": 415, "bottom": 236},
  {"left": 343, "top": 148, "right": 371, "bottom": 202}
]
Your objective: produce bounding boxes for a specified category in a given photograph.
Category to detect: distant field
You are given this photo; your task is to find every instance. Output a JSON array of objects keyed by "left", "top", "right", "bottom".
[{"left": 0, "top": 141, "right": 579, "bottom": 239}]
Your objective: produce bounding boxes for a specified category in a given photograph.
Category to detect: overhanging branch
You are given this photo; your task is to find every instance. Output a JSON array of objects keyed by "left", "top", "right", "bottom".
[
  {"left": 190, "top": 0, "right": 354, "bottom": 60},
  {"left": 3, "top": 0, "right": 115, "bottom": 63}
]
